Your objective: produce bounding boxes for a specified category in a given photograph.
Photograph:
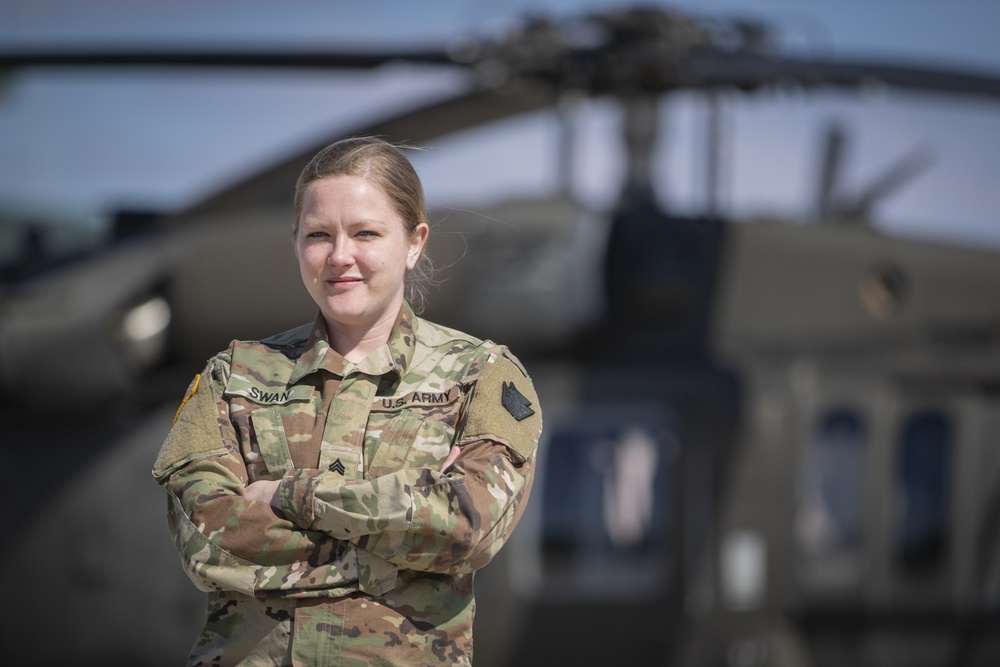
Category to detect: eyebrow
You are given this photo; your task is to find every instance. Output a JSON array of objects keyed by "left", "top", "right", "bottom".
[{"left": 299, "top": 217, "right": 393, "bottom": 229}]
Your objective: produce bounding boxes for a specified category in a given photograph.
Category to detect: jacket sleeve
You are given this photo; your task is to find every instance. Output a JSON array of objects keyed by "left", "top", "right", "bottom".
[
  {"left": 152, "top": 356, "right": 361, "bottom": 598},
  {"left": 276, "top": 348, "right": 542, "bottom": 575}
]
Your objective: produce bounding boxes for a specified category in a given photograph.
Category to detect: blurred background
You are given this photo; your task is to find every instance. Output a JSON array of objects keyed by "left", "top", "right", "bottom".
[{"left": 2, "top": 1, "right": 1000, "bottom": 665}]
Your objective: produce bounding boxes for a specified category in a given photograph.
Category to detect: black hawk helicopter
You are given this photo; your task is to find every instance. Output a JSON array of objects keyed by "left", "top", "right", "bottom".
[{"left": 3, "top": 8, "right": 1000, "bottom": 666}]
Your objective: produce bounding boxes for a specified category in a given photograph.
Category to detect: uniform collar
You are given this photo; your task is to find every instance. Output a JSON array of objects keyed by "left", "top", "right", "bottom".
[{"left": 289, "top": 303, "right": 417, "bottom": 383}]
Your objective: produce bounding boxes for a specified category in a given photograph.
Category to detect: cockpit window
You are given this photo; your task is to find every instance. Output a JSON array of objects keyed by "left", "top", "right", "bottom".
[
  {"left": 0, "top": 217, "right": 107, "bottom": 284},
  {"left": 539, "top": 406, "right": 677, "bottom": 598},
  {"left": 796, "top": 408, "right": 867, "bottom": 560},
  {"left": 894, "top": 409, "right": 952, "bottom": 576}
]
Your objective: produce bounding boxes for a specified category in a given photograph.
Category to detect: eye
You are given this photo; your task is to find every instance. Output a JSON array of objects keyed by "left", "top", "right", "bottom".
[
  {"left": 357, "top": 230, "right": 380, "bottom": 239},
  {"left": 305, "top": 230, "right": 328, "bottom": 239}
]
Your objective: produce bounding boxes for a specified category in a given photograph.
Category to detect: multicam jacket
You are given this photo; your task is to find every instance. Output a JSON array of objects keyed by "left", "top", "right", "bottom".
[{"left": 152, "top": 304, "right": 541, "bottom": 666}]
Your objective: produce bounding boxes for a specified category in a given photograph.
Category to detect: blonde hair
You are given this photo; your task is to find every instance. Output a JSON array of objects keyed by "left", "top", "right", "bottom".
[{"left": 294, "top": 137, "right": 435, "bottom": 312}]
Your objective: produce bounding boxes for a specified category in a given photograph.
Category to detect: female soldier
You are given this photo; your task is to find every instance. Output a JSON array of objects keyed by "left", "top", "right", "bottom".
[{"left": 152, "top": 137, "right": 542, "bottom": 666}]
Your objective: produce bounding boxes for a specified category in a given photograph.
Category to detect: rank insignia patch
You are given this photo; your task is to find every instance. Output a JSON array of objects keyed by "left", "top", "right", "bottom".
[{"left": 502, "top": 381, "right": 535, "bottom": 421}]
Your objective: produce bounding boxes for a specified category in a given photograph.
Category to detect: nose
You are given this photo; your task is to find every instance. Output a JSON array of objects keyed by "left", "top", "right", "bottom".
[{"left": 327, "top": 236, "right": 352, "bottom": 266}]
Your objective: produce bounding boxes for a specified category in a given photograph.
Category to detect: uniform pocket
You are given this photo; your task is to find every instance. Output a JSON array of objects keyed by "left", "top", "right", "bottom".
[
  {"left": 365, "top": 409, "right": 456, "bottom": 478},
  {"left": 249, "top": 407, "right": 293, "bottom": 480}
]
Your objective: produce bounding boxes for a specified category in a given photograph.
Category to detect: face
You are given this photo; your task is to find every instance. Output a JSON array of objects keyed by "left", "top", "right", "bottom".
[{"left": 295, "top": 175, "right": 428, "bottom": 333}]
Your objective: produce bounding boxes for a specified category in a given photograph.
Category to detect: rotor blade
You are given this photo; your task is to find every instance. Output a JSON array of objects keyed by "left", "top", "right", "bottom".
[
  {"left": 176, "top": 83, "right": 557, "bottom": 220},
  {"left": 5, "top": 41, "right": 1000, "bottom": 104},
  {"left": 677, "top": 52, "right": 1000, "bottom": 102},
  {"left": 0, "top": 46, "right": 456, "bottom": 70}
]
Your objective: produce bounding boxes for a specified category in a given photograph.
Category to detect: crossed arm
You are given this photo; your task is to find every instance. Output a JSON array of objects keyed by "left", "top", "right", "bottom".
[{"left": 244, "top": 445, "right": 461, "bottom": 502}]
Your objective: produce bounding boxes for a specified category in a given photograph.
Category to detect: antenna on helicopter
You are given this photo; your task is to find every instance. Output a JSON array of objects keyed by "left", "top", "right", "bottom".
[{"left": 815, "top": 120, "right": 935, "bottom": 225}]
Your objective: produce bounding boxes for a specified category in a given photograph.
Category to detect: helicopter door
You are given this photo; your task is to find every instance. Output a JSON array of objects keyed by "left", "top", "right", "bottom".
[
  {"left": 528, "top": 403, "right": 678, "bottom": 600},
  {"left": 788, "top": 372, "right": 1000, "bottom": 666}
]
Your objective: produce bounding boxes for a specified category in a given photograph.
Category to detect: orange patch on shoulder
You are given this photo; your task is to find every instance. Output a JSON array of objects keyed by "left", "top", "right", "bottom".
[{"left": 173, "top": 373, "right": 201, "bottom": 426}]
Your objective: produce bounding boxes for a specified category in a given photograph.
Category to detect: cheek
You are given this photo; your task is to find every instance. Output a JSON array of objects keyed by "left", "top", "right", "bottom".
[
  {"left": 298, "top": 244, "right": 326, "bottom": 269},
  {"left": 297, "top": 248, "right": 328, "bottom": 285},
  {"left": 358, "top": 247, "right": 392, "bottom": 272}
]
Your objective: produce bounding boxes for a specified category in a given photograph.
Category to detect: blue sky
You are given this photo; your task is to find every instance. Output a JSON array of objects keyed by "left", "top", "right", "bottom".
[{"left": 1, "top": 0, "right": 999, "bottom": 247}]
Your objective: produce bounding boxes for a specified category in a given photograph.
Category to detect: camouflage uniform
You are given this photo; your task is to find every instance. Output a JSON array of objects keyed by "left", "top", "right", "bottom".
[{"left": 152, "top": 304, "right": 541, "bottom": 666}]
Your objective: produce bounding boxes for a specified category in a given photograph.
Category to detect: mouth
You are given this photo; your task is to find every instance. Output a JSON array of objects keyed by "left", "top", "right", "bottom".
[{"left": 325, "top": 276, "right": 363, "bottom": 287}]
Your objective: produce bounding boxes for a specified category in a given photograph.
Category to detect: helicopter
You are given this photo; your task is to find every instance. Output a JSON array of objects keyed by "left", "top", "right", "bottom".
[{"left": 2, "top": 6, "right": 1000, "bottom": 666}]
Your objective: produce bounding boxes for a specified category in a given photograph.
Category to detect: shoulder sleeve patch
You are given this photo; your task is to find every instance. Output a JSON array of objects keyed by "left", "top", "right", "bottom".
[
  {"left": 458, "top": 348, "right": 542, "bottom": 463},
  {"left": 152, "top": 367, "right": 228, "bottom": 482},
  {"left": 172, "top": 374, "right": 201, "bottom": 426}
]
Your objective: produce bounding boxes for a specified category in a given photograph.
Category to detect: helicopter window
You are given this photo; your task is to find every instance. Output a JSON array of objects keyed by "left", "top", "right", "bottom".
[
  {"left": 0, "top": 217, "right": 106, "bottom": 284},
  {"left": 538, "top": 406, "right": 677, "bottom": 598},
  {"left": 796, "top": 408, "right": 867, "bottom": 560},
  {"left": 894, "top": 409, "right": 952, "bottom": 576}
]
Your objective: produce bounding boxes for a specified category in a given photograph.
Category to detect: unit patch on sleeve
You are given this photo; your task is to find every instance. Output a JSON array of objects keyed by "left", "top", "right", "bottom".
[
  {"left": 501, "top": 381, "right": 535, "bottom": 421},
  {"left": 458, "top": 348, "right": 542, "bottom": 462}
]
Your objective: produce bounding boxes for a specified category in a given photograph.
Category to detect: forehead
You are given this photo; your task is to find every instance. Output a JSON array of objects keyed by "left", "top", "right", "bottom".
[{"left": 300, "top": 175, "right": 399, "bottom": 220}]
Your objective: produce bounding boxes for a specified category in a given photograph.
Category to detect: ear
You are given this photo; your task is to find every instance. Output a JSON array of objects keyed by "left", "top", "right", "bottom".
[{"left": 406, "top": 223, "right": 429, "bottom": 270}]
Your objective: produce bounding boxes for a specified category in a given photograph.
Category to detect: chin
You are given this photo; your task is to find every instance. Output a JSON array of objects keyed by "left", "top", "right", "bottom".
[
  {"left": 315, "top": 290, "right": 401, "bottom": 329},
  {"left": 321, "top": 299, "right": 382, "bottom": 327}
]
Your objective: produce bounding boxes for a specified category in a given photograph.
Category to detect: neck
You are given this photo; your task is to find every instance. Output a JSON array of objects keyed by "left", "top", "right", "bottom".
[{"left": 324, "top": 311, "right": 398, "bottom": 364}]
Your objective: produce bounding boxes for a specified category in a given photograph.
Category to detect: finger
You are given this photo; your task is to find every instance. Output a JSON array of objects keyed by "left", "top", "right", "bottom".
[
  {"left": 441, "top": 445, "right": 462, "bottom": 472},
  {"left": 244, "top": 480, "right": 276, "bottom": 502}
]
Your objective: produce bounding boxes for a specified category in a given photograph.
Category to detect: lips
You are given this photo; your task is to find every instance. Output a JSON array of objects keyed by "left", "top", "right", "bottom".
[{"left": 326, "top": 276, "right": 363, "bottom": 286}]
